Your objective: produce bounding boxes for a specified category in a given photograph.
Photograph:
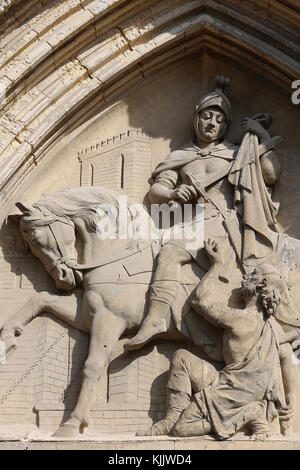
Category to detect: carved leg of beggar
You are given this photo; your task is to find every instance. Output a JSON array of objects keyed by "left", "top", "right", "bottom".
[{"left": 138, "top": 240, "right": 299, "bottom": 440}]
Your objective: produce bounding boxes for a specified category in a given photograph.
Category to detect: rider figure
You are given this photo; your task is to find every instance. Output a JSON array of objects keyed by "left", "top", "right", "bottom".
[{"left": 125, "top": 75, "right": 281, "bottom": 351}]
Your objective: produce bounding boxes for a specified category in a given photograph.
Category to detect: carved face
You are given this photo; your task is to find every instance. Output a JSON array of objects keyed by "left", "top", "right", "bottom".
[
  {"left": 238, "top": 283, "right": 257, "bottom": 301},
  {"left": 196, "top": 107, "right": 227, "bottom": 142},
  {"left": 19, "top": 214, "right": 78, "bottom": 291}
]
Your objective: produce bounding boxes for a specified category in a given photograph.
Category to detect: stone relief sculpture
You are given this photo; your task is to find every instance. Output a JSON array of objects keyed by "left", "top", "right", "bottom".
[
  {"left": 0, "top": 186, "right": 221, "bottom": 437},
  {"left": 125, "top": 75, "right": 283, "bottom": 351},
  {"left": 139, "top": 239, "right": 298, "bottom": 439},
  {"left": 1, "top": 76, "right": 300, "bottom": 440}
]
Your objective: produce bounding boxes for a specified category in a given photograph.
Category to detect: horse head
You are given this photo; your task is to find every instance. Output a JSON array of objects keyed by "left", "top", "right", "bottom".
[{"left": 16, "top": 202, "right": 80, "bottom": 290}]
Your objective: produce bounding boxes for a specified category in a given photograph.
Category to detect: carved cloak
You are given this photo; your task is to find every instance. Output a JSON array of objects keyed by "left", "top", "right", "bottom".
[
  {"left": 228, "top": 133, "right": 280, "bottom": 265},
  {"left": 194, "top": 318, "right": 286, "bottom": 439},
  {"left": 151, "top": 137, "right": 280, "bottom": 266}
]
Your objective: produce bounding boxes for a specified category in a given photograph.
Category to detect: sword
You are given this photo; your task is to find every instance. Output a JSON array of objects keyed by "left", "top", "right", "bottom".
[{"left": 184, "top": 173, "right": 245, "bottom": 272}]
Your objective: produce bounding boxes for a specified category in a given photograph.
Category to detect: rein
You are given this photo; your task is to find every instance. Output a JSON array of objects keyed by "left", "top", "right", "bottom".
[
  {"left": 44, "top": 218, "right": 152, "bottom": 272},
  {"left": 65, "top": 242, "right": 151, "bottom": 271}
]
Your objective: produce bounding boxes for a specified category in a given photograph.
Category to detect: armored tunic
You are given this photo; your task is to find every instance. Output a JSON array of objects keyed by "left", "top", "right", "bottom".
[
  {"left": 152, "top": 140, "right": 242, "bottom": 269},
  {"left": 151, "top": 134, "right": 281, "bottom": 269}
]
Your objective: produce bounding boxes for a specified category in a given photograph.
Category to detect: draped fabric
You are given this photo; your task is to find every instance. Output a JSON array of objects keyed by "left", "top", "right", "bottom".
[
  {"left": 194, "top": 318, "right": 286, "bottom": 439},
  {"left": 228, "top": 133, "right": 279, "bottom": 265},
  {"left": 151, "top": 140, "right": 236, "bottom": 181},
  {"left": 152, "top": 137, "right": 280, "bottom": 266}
]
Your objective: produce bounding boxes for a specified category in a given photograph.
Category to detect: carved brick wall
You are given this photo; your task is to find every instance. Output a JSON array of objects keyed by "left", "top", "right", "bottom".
[
  {"left": 35, "top": 341, "right": 186, "bottom": 434},
  {"left": 79, "top": 129, "right": 152, "bottom": 201}
]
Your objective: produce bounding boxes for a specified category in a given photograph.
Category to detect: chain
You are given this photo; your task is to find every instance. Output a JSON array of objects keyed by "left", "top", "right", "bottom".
[{"left": 0, "top": 331, "right": 67, "bottom": 405}]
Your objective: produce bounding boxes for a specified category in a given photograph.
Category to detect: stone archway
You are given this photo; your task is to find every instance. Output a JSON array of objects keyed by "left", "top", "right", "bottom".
[
  {"left": 0, "top": 0, "right": 300, "bottom": 439},
  {"left": 0, "top": 0, "right": 299, "bottom": 217}
]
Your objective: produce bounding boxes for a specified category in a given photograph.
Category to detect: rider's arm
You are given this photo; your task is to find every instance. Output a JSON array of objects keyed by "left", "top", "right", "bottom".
[
  {"left": 259, "top": 126, "right": 281, "bottom": 185},
  {"left": 260, "top": 150, "right": 281, "bottom": 185},
  {"left": 148, "top": 170, "right": 179, "bottom": 204},
  {"left": 242, "top": 118, "right": 281, "bottom": 185},
  {"left": 148, "top": 170, "right": 198, "bottom": 204},
  {"left": 148, "top": 183, "right": 175, "bottom": 204}
]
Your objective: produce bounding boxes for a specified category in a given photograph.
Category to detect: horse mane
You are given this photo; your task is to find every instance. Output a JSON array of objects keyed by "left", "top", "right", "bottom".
[{"left": 24, "top": 186, "right": 126, "bottom": 232}]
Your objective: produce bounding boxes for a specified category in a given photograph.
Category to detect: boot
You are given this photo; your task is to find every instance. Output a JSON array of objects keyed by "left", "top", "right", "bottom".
[
  {"left": 124, "top": 300, "right": 169, "bottom": 351},
  {"left": 136, "top": 390, "right": 190, "bottom": 436}
]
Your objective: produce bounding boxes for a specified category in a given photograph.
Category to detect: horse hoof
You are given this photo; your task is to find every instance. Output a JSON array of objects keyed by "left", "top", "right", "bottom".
[{"left": 52, "top": 423, "right": 79, "bottom": 438}]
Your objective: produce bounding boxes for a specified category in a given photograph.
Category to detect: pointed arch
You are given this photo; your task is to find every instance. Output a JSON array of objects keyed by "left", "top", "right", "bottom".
[{"left": 0, "top": 0, "right": 299, "bottom": 216}]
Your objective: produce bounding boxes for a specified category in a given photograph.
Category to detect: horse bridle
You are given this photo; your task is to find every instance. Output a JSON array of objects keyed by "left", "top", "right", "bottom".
[
  {"left": 43, "top": 217, "right": 152, "bottom": 274},
  {"left": 44, "top": 219, "right": 77, "bottom": 272}
]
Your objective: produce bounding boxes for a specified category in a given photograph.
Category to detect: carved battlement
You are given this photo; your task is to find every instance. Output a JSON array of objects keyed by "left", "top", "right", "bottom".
[
  {"left": 77, "top": 129, "right": 151, "bottom": 160},
  {"left": 78, "top": 129, "right": 152, "bottom": 201}
]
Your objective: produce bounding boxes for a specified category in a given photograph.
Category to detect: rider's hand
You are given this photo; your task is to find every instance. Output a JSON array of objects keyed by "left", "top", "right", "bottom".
[
  {"left": 242, "top": 118, "right": 269, "bottom": 140},
  {"left": 170, "top": 184, "right": 198, "bottom": 204}
]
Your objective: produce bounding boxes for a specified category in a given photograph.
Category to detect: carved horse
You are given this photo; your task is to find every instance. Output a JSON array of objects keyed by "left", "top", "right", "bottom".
[{"left": 1, "top": 186, "right": 300, "bottom": 437}]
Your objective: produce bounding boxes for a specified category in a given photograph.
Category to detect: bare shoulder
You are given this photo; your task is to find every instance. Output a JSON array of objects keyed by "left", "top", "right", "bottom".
[
  {"left": 223, "top": 306, "right": 259, "bottom": 336},
  {"left": 204, "top": 302, "right": 256, "bottom": 331}
]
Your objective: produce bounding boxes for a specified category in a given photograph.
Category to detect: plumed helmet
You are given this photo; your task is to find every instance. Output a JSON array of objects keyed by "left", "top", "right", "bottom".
[{"left": 194, "top": 75, "right": 232, "bottom": 126}]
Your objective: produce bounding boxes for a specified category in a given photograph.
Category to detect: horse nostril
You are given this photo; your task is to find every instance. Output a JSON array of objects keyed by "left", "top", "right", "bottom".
[{"left": 60, "top": 268, "right": 67, "bottom": 280}]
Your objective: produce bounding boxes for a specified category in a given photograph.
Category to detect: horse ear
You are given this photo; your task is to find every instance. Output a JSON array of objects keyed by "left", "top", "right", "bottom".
[
  {"left": 7, "top": 213, "right": 22, "bottom": 224},
  {"left": 15, "top": 202, "right": 35, "bottom": 215}
]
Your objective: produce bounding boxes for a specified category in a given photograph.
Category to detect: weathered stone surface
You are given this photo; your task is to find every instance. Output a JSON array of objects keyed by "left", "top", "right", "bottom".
[
  {"left": 0, "top": 0, "right": 300, "bottom": 449},
  {"left": 0, "top": 0, "right": 299, "bottom": 211}
]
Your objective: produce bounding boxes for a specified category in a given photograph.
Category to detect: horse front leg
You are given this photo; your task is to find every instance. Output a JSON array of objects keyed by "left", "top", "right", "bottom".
[
  {"left": 53, "top": 304, "right": 126, "bottom": 437},
  {"left": 0, "top": 290, "right": 86, "bottom": 352}
]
